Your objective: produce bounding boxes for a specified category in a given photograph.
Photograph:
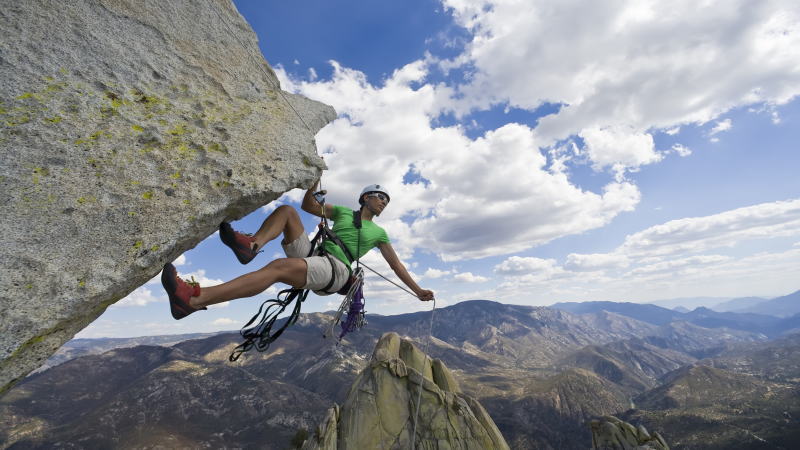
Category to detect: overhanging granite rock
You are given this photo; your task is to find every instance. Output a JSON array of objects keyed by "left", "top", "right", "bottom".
[
  {"left": 0, "top": 0, "right": 336, "bottom": 394},
  {"left": 301, "top": 332, "right": 510, "bottom": 449}
]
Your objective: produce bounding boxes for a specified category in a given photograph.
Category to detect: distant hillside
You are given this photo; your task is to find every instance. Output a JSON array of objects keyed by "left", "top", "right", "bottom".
[
  {"left": 556, "top": 338, "right": 695, "bottom": 392},
  {"left": 626, "top": 361, "right": 800, "bottom": 449},
  {"left": 3, "top": 300, "right": 798, "bottom": 449},
  {"left": 635, "top": 365, "right": 771, "bottom": 410},
  {"left": 550, "top": 301, "right": 683, "bottom": 325},
  {"left": 682, "top": 307, "right": 788, "bottom": 336},
  {"left": 645, "top": 297, "right": 730, "bottom": 310},
  {"left": 551, "top": 301, "right": 800, "bottom": 338},
  {"left": 710, "top": 332, "right": 800, "bottom": 382},
  {"left": 709, "top": 296, "right": 770, "bottom": 312},
  {"left": 36, "top": 332, "right": 224, "bottom": 372},
  {"left": 735, "top": 289, "right": 800, "bottom": 317}
]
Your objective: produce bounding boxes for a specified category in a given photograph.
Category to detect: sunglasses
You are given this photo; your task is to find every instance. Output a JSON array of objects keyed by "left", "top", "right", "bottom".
[{"left": 367, "top": 193, "right": 389, "bottom": 203}]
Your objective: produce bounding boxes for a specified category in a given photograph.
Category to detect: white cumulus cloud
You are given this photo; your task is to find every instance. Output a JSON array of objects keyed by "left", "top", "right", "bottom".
[
  {"left": 423, "top": 267, "right": 452, "bottom": 279},
  {"left": 579, "top": 126, "right": 662, "bottom": 176},
  {"left": 494, "top": 256, "right": 559, "bottom": 275},
  {"left": 564, "top": 253, "right": 630, "bottom": 272},
  {"left": 442, "top": 0, "right": 800, "bottom": 166},
  {"left": 620, "top": 198, "right": 800, "bottom": 258},
  {"left": 484, "top": 198, "right": 800, "bottom": 303},
  {"left": 453, "top": 272, "right": 489, "bottom": 283},
  {"left": 671, "top": 144, "right": 692, "bottom": 157},
  {"left": 709, "top": 118, "right": 733, "bottom": 136},
  {"left": 212, "top": 318, "right": 238, "bottom": 326},
  {"left": 115, "top": 286, "right": 162, "bottom": 307},
  {"left": 278, "top": 61, "right": 640, "bottom": 262}
]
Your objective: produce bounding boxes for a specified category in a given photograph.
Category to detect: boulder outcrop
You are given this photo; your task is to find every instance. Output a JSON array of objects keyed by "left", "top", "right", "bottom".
[
  {"left": 301, "top": 332, "right": 509, "bottom": 449},
  {"left": 590, "top": 415, "right": 669, "bottom": 450},
  {"left": 0, "top": 0, "right": 335, "bottom": 393}
]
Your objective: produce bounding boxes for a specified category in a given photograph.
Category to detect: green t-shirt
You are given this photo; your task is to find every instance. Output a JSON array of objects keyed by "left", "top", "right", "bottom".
[{"left": 323, "top": 205, "right": 390, "bottom": 270}]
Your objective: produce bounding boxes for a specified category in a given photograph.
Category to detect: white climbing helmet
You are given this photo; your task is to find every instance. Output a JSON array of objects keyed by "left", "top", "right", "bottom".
[{"left": 359, "top": 184, "right": 391, "bottom": 205}]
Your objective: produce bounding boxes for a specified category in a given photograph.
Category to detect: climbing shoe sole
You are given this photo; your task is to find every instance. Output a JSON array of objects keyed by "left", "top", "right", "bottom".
[{"left": 219, "top": 222, "right": 257, "bottom": 264}]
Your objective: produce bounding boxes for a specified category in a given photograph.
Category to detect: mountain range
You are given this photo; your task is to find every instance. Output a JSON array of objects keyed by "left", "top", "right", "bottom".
[
  {"left": 641, "top": 289, "right": 800, "bottom": 318},
  {"left": 551, "top": 299, "right": 800, "bottom": 338},
  {"left": 722, "top": 289, "right": 800, "bottom": 317},
  {"left": 2, "top": 300, "right": 799, "bottom": 449}
]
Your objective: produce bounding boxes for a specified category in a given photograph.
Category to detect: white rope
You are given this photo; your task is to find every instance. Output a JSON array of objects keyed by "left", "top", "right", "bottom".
[
  {"left": 359, "top": 261, "right": 419, "bottom": 298},
  {"left": 411, "top": 297, "right": 436, "bottom": 450},
  {"left": 352, "top": 262, "right": 437, "bottom": 449}
]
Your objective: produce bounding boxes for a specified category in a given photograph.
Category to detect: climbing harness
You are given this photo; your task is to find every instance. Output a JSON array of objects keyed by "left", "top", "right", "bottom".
[{"left": 320, "top": 191, "right": 369, "bottom": 341}]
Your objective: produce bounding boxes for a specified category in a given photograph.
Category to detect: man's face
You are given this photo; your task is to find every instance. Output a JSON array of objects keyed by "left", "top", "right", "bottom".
[{"left": 364, "top": 192, "right": 389, "bottom": 215}]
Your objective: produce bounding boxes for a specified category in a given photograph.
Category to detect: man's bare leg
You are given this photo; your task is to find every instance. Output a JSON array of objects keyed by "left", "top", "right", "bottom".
[
  {"left": 191, "top": 257, "right": 308, "bottom": 308},
  {"left": 166, "top": 205, "right": 310, "bottom": 316},
  {"left": 250, "top": 205, "right": 306, "bottom": 250}
]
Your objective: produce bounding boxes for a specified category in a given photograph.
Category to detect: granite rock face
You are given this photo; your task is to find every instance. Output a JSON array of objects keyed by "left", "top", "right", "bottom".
[
  {"left": 301, "top": 332, "right": 510, "bottom": 450},
  {"left": 0, "top": 0, "right": 335, "bottom": 393},
  {"left": 590, "top": 416, "right": 669, "bottom": 450}
]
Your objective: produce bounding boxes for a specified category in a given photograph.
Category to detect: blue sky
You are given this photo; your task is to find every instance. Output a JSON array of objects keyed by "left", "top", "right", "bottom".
[{"left": 79, "top": 0, "right": 800, "bottom": 338}]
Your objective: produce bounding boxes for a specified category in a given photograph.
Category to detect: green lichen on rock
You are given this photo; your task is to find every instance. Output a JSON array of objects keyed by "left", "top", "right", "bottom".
[{"left": 31, "top": 167, "right": 49, "bottom": 184}]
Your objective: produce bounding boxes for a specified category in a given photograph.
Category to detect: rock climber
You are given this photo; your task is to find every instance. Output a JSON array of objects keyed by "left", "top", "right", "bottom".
[{"left": 161, "top": 181, "right": 435, "bottom": 319}]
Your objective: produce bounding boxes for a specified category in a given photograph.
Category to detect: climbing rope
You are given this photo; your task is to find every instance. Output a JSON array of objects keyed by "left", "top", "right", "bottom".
[
  {"left": 411, "top": 297, "right": 436, "bottom": 450},
  {"left": 350, "top": 260, "right": 436, "bottom": 449},
  {"left": 358, "top": 261, "right": 418, "bottom": 298},
  {"left": 358, "top": 261, "right": 437, "bottom": 448}
]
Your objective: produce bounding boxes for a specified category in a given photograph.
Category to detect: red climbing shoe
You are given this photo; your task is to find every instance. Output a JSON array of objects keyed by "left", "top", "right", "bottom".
[
  {"left": 219, "top": 222, "right": 258, "bottom": 264},
  {"left": 161, "top": 263, "right": 205, "bottom": 320}
]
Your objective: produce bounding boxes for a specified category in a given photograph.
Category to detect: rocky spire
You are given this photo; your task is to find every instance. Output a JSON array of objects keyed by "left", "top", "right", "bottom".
[
  {"left": 0, "top": 0, "right": 335, "bottom": 394},
  {"left": 301, "top": 332, "right": 509, "bottom": 449}
]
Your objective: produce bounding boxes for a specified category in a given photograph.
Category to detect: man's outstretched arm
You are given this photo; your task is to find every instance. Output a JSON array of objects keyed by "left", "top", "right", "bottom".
[{"left": 378, "top": 242, "right": 434, "bottom": 301}]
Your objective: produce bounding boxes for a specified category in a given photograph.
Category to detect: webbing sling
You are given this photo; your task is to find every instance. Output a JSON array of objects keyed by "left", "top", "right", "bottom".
[{"left": 228, "top": 224, "right": 327, "bottom": 361}]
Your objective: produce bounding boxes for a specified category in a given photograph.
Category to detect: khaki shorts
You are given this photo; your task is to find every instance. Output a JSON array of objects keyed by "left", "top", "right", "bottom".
[{"left": 282, "top": 234, "right": 350, "bottom": 295}]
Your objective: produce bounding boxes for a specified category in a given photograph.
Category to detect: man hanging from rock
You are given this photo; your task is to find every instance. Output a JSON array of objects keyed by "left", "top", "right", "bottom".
[{"left": 161, "top": 181, "right": 435, "bottom": 319}]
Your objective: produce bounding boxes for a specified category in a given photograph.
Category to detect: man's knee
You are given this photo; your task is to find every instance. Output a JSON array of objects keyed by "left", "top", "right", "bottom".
[
  {"left": 275, "top": 205, "right": 304, "bottom": 243},
  {"left": 275, "top": 205, "right": 300, "bottom": 219},
  {"left": 263, "top": 257, "right": 307, "bottom": 287},
  {"left": 264, "top": 257, "right": 305, "bottom": 273}
]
